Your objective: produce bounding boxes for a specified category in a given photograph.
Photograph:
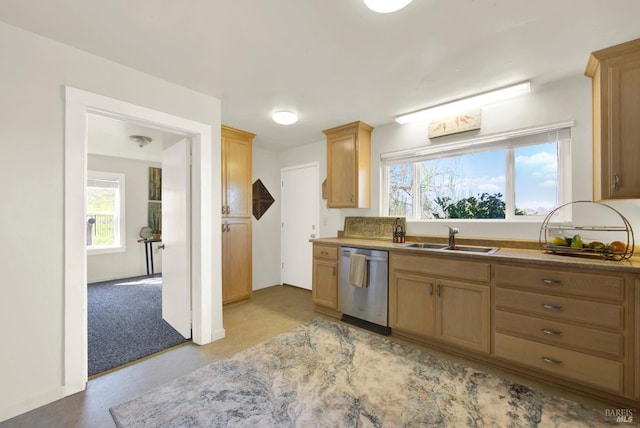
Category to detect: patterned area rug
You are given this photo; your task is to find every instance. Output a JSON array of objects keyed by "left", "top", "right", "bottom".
[{"left": 110, "top": 318, "right": 604, "bottom": 427}]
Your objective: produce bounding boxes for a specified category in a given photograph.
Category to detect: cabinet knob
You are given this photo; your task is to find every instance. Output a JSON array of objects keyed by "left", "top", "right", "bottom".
[
  {"left": 429, "top": 283, "right": 433, "bottom": 296},
  {"left": 436, "top": 284, "right": 441, "bottom": 297},
  {"left": 542, "top": 303, "right": 563, "bottom": 311},
  {"left": 614, "top": 174, "right": 621, "bottom": 191},
  {"left": 320, "top": 251, "right": 328, "bottom": 255},
  {"left": 541, "top": 279, "right": 563, "bottom": 286},
  {"left": 332, "top": 267, "right": 336, "bottom": 276}
]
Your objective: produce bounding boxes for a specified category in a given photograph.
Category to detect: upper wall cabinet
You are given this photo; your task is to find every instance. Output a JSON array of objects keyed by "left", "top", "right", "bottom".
[
  {"left": 586, "top": 38, "right": 640, "bottom": 200},
  {"left": 221, "top": 125, "right": 255, "bottom": 217},
  {"left": 323, "top": 121, "right": 373, "bottom": 208}
]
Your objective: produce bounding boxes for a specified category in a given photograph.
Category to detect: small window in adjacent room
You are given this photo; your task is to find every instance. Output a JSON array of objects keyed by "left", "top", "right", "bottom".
[
  {"left": 382, "top": 124, "right": 571, "bottom": 221},
  {"left": 87, "top": 171, "right": 125, "bottom": 253}
]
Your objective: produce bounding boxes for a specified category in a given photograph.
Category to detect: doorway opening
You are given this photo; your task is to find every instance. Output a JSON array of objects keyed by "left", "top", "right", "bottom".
[
  {"left": 64, "top": 86, "right": 222, "bottom": 397},
  {"left": 86, "top": 115, "right": 191, "bottom": 376}
]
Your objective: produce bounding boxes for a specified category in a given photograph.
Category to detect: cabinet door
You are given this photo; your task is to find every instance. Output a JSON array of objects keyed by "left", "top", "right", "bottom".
[
  {"left": 436, "top": 280, "right": 490, "bottom": 353},
  {"left": 389, "top": 272, "right": 436, "bottom": 337},
  {"left": 312, "top": 259, "right": 338, "bottom": 309},
  {"left": 589, "top": 40, "right": 640, "bottom": 200},
  {"left": 223, "top": 136, "right": 253, "bottom": 217},
  {"left": 326, "top": 132, "right": 357, "bottom": 208},
  {"left": 222, "top": 219, "right": 252, "bottom": 304}
]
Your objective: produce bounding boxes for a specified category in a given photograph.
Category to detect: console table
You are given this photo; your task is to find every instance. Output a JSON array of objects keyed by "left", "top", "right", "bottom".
[{"left": 137, "top": 238, "right": 162, "bottom": 276}]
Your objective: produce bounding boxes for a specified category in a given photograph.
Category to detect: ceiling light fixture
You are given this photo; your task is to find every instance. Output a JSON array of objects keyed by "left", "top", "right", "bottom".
[
  {"left": 129, "top": 135, "right": 152, "bottom": 148},
  {"left": 395, "top": 81, "right": 531, "bottom": 125},
  {"left": 364, "top": 0, "right": 413, "bottom": 13},
  {"left": 272, "top": 111, "right": 298, "bottom": 125}
]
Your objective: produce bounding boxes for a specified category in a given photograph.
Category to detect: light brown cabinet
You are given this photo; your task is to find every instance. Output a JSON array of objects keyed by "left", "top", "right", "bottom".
[
  {"left": 221, "top": 125, "right": 254, "bottom": 304},
  {"left": 221, "top": 219, "right": 252, "bottom": 304},
  {"left": 389, "top": 253, "right": 490, "bottom": 353},
  {"left": 221, "top": 125, "right": 254, "bottom": 217},
  {"left": 312, "top": 244, "right": 339, "bottom": 312},
  {"left": 586, "top": 38, "right": 640, "bottom": 200},
  {"left": 323, "top": 121, "right": 373, "bottom": 208},
  {"left": 494, "top": 263, "right": 629, "bottom": 395}
]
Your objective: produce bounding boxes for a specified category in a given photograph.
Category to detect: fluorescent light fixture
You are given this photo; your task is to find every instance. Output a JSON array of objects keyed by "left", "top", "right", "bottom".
[
  {"left": 395, "top": 81, "right": 531, "bottom": 125},
  {"left": 272, "top": 111, "right": 298, "bottom": 125},
  {"left": 364, "top": 0, "right": 413, "bottom": 13}
]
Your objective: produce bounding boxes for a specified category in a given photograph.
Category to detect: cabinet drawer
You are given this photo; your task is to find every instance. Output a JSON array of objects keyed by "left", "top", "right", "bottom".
[
  {"left": 495, "top": 310, "right": 623, "bottom": 360},
  {"left": 495, "top": 288, "right": 623, "bottom": 330},
  {"left": 495, "top": 333, "right": 623, "bottom": 393},
  {"left": 494, "top": 264, "right": 623, "bottom": 301},
  {"left": 390, "top": 254, "right": 490, "bottom": 283},
  {"left": 313, "top": 245, "right": 338, "bottom": 260}
]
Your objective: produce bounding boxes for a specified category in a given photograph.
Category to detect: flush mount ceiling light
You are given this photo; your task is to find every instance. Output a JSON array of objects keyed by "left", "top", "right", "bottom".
[
  {"left": 129, "top": 134, "right": 152, "bottom": 148},
  {"left": 395, "top": 81, "right": 531, "bottom": 125},
  {"left": 364, "top": 0, "right": 413, "bottom": 13},
  {"left": 272, "top": 111, "right": 298, "bottom": 125}
]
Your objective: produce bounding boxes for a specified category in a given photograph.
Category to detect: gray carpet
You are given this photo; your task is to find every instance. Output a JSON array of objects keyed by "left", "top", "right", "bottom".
[
  {"left": 88, "top": 275, "right": 188, "bottom": 376},
  {"left": 110, "top": 318, "right": 604, "bottom": 427}
]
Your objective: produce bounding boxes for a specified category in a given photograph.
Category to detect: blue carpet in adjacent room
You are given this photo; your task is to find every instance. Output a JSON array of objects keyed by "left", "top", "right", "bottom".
[{"left": 88, "top": 275, "right": 189, "bottom": 377}]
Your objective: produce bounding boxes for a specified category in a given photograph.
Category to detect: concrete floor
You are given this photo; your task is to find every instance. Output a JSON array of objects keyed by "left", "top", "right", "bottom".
[{"left": 1, "top": 284, "right": 610, "bottom": 427}]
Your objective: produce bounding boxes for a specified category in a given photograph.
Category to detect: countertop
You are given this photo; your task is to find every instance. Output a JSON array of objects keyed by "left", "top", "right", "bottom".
[{"left": 311, "top": 237, "right": 640, "bottom": 274}]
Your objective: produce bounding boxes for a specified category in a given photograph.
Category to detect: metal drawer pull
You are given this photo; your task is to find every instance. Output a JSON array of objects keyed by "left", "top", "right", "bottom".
[
  {"left": 429, "top": 283, "right": 433, "bottom": 296},
  {"left": 542, "top": 303, "right": 563, "bottom": 311},
  {"left": 541, "top": 356, "right": 563, "bottom": 365},
  {"left": 542, "top": 279, "right": 563, "bottom": 286},
  {"left": 320, "top": 251, "right": 329, "bottom": 256},
  {"left": 542, "top": 328, "right": 564, "bottom": 336}
]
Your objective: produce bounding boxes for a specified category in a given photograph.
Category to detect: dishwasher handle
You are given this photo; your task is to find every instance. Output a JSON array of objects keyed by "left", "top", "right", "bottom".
[{"left": 342, "top": 251, "right": 386, "bottom": 262}]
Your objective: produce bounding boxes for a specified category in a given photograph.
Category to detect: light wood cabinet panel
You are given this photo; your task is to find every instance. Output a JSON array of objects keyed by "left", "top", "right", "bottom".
[
  {"left": 221, "top": 125, "right": 254, "bottom": 217},
  {"left": 495, "top": 333, "right": 624, "bottom": 394},
  {"left": 221, "top": 219, "right": 252, "bottom": 304},
  {"left": 391, "top": 253, "right": 490, "bottom": 283},
  {"left": 312, "top": 244, "right": 339, "bottom": 310},
  {"left": 495, "top": 310, "right": 623, "bottom": 360},
  {"left": 437, "top": 280, "right": 490, "bottom": 353},
  {"left": 389, "top": 253, "right": 490, "bottom": 353},
  {"left": 586, "top": 38, "right": 640, "bottom": 200},
  {"left": 221, "top": 125, "right": 254, "bottom": 305},
  {"left": 389, "top": 272, "right": 436, "bottom": 337},
  {"left": 495, "top": 287, "right": 623, "bottom": 330},
  {"left": 494, "top": 264, "right": 623, "bottom": 301},
  {"left": 323, "top": 121, "right": 373, "bottom": 208}
]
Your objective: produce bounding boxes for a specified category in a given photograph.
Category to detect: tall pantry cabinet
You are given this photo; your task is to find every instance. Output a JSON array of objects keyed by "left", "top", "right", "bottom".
[{"left": 221, "top": 125, "right": 254, "bottom": 305}]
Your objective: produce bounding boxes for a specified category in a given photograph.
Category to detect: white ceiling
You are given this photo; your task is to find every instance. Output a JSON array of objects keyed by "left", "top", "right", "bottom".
[{"left": 2, "top": 1, "right": 640, "bottom": 152}]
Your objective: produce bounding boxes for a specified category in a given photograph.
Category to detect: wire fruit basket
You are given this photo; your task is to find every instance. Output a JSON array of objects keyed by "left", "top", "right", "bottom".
[{"left": 539, "top": 201, "right": 634, "bottom": 261}]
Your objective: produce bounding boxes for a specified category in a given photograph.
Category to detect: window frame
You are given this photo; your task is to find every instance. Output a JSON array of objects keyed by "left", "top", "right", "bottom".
[
  {"left": 381, "top": 122, "right": 573, "bottom": 222},
  {"left": 86, "top": 170, "right": 126, "bottom": 255}
]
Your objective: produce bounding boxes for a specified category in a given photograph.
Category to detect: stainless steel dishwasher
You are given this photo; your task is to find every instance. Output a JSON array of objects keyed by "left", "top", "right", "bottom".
[{"left": 340, "top": 247, "right": 390, "bottom": 335}]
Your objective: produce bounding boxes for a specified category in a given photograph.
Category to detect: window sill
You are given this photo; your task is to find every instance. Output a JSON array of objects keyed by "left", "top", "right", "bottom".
[{"left": 87, "top": 246, "right": 126, "bottom": 255}]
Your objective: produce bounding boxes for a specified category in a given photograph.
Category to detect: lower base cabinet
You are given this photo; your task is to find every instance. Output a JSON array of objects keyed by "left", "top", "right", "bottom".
[
  {"left": 222, "top": 219, "right": 252, "bottom": 304},
  {"left": 389, "top": 253, "right": 490, "bottom": 353},
  {"left": 312, "top": 244, "right": 339, "bottom": 310}
]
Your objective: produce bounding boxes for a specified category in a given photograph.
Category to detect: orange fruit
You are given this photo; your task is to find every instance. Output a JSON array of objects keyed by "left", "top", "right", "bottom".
[{"left": 609, "top": 241, "right": 627, "bottom": 253}]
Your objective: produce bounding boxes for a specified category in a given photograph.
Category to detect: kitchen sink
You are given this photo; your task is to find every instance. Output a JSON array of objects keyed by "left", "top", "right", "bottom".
[
  {"left": 403, "top": 243, "right": 449, "bottom": 249},
  {"left": 398, "top": 242, "right": 499, "bottom": 254},
  {"left": 444, "top": 246, "right": 499, "bottom": 254}
]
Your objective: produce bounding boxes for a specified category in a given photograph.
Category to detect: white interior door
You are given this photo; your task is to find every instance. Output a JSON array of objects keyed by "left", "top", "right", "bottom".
[
  {"left": 281, "top": 163, "right": 319, "bottom": 290},
  {"left": 161, "top": 138, "right": 191, "bottom": 338}
]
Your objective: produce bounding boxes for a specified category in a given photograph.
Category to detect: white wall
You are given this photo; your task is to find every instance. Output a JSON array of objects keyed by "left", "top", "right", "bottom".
[
  {"left": 252, "top": 146, "right": 282, "bottom": 290},
  {"left": 87, "top": 154, "right": 163, "bottom": 283},
  {"left": 0, "top": 22, "right": 221, "bottom": 422},
  {"left": 276, "top": 75, "right": 640, "bottom": 242}
]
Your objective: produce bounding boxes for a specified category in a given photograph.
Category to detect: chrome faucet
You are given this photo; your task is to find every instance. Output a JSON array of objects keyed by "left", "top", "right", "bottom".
[{"left": 443, "top": 225, "right": 459, "bottom": 248}]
